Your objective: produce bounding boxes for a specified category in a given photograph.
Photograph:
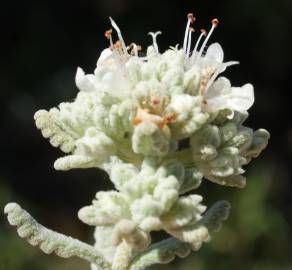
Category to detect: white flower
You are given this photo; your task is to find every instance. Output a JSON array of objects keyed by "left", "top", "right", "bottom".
[
  {"left": 4, "top": 14, "right": 270, "bottom": 270},
  {"left": 201, "top": 77, "right": 254, "bottom": 113},
  {"left": 75, "top": 64, "right": 131, "bottom": 99},
  {"left": 178, "top": 15, "right": 254, "bottom": 114},
  {"left": 74, "top": 16, "right": 253, "bottom": 117}
]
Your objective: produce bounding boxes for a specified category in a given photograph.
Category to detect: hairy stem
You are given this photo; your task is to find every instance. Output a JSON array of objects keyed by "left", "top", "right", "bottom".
[
  {"left": 165, "top": 148, "right": 195, "bottom": 167},
  {"left": 112, "top": 240, "right": 133, "bottom": 270}
]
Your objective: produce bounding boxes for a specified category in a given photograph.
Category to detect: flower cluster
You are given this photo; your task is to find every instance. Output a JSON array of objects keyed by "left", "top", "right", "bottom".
[{"left": 6, "top": 14, "right": 269, "bottom": 270}]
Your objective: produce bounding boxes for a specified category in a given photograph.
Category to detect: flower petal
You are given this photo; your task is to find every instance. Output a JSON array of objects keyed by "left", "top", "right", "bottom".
[
  {"left": 204, "top": 43, "right": 224, "bottom": 63},
  {"left": 204, "top": 77, "right": 231, "bottom": 99},
  {"left": 226, "top": 83, "right": 254, "bottom": 111},
  {"left": 97, "top": 48, "right": 114, "bottom": 64},
  {"left": 218, "top": 61, "right": 239, "bottom": 74},
  {"left": 204, "top": 96, "right": 227, "bottom": 113},
  {"left": 75, "top": 67, "right": 96, "bottom": 92}
]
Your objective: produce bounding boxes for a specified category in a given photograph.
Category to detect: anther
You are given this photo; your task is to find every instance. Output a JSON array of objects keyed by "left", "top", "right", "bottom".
[
  {"left": 212, "top": 18, "right": 219, "bottom": 27},
  {"left": 183, "top": 13, "right": 196, "bottom": 53},
  {"left": 158, "top": 114, "right": 176, "bottom": 128},
  {"left": 132, "top": 117, "right": 142, "bottom": 126},
  {"left": 187, "top": 13, "right": 196, "bottom": 23},
  {"left": 165, "top": 113, "right": 176, "bottom": 123},
  {"left": 200, "top": 29, "right": 207, "bottom": 36},
  {"left": 151, "top": 98, "right": 160, "bottom": 105},
  {"left": 158, "top": 120, "right": 166, "bottom": 129},
  {"left": 127, "top": 43, "right": 142, "bottom": 56},
  {"left": 104, "top": 29, "right": 112, "bottom": 39},
  {"left": 114, "top": 41, "right": 121, "bottom": 48}
]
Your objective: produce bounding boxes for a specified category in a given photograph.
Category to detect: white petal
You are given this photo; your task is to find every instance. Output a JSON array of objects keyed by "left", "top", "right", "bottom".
[
  {"left": 101, "top": 71, "right": 130, "bottom": 99},
  {"left": 205, "top": 43, "right": 224, "bottom": 63},
  {"left": 205, "top": 62, "right": 239, "bottom": 90},
  {"left": 204, "top": 77, "right": 231, "bottom": 99},
  {"left": 75, "top": 67, "right": 96, "bottom": 92},
  {"left": 204, "top": 96, "right": 227, "bottom": 112},
  {"left": 97, "top": 48, "right": 113, "bottom": 64},
  {"left": 226, "top": 83, "right": 254, "bottom": 111},
  {"left": 218, "top": 61, "right": 239, "bottom": 73}
]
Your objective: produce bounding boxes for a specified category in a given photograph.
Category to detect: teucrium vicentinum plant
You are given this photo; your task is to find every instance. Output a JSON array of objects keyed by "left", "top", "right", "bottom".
[{"left": 4, "top": 14, "right": 270, "bottom": 270}]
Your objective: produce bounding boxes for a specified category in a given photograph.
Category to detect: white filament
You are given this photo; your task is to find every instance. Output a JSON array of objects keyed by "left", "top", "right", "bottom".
[
  {"left": 183, "top": 18, "right": 192, "bottom": 53},
  {"left": 132, "top": 44, "right": 139, "bottom": 57},
  {"left": 186, "top": 29, "right": 193, "bottom": 58},
  {"left": 195, "top": 23, "right": 216, "bottom": 64},
  {"left": 190, "top": 31, "right": 205, "bottom": 64},
  {"left": 109, "top": 35, "right": 114, "bottom": 48},
  {"left": 205, "top": 61, "right": 239, "bottom": 90}
]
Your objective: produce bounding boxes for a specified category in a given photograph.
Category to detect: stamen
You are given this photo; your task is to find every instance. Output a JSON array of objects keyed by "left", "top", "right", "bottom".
[
  {"left": 186, "top": 27, "right": 195, "bottom": 58},
  {"left": 190, "top": 29, "right": 207, "bottom": 64},
  {"left": 187, "top": 13, "right": 196, "bottom": 23},
  {"left": 105, "top": 29, "right": 114, "bottom": 49},
  {"left": 148, "top": 31, "right": 162, "bottom": 54},
  {"left": 109, "top": 17, "right": 128, "bottom": 55},
  {"left": 132, "top": 116, "right": 142, "bottom": 126},
  {"left": 212, "top": 18, "right": 219, "bottom": 27},
  {"left": 104, "top": 29, "right": 112, "bottom": 39},
  {"left": 113, "top": 41, "right": 122, "bottom": 52},
  {"left": 128, "top": 43, "right": 142, "bottom": 57},
  {"left": 151, "top": 98, "right": 160, "bottom": 105},
  {"left": 201, "top": 29, "right": 207, "bottom": 35},
  {"left": 199, "top": 78, "right": 207, "bottom": 96},
  {"left": 109, "top": 41, "right": 124, "bottom": 63},
  {"left": 165, "top": 113, "right": 176, "bottom": 124},
  {"left": 196, "top": 18, "right": 219, "bottom": 63},
  {"left": 183, "top": 13, "right": 195, "bottom": 53},
  {"left": 205, "top": 61, "right": 238, "bottom": 90},
  {"left": 205, "top": 69, "right": 220, "bottom": 91},
  {"left": 159, "top": 113, "right": 176, "bottom": 129}
]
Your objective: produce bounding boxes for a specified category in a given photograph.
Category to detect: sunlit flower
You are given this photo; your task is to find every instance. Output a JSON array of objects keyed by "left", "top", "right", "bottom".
[{"left": 6, "top": 14, "right": 269, "bottom": 270}]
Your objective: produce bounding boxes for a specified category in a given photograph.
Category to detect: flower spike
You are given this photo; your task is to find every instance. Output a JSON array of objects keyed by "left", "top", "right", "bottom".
[{"left": 5, "top": 14, "right": 269, "bottom": 270}]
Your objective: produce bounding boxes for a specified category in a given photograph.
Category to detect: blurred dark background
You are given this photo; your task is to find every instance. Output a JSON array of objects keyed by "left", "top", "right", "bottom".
[{"left": 0, "top": 0, "right": 292, "bottom": 269}]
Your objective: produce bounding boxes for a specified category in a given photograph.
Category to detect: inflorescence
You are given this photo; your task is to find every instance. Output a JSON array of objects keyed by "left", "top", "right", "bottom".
[{"left": 4, "top": 14, "right": 269, "bottom": 270}]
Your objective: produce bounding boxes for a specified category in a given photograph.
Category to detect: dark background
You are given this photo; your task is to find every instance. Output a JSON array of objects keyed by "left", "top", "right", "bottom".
[{"left": 1, "top": 0, "right": 292, "bottom": 269}]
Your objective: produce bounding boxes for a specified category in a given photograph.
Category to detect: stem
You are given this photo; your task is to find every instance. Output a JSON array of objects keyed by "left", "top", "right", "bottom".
[
  {"left": 112, "top": 240, "right": 133, "bottom": 270},
  {"left": 165, "top": 148, "right": 195, "bottom": 167}
]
